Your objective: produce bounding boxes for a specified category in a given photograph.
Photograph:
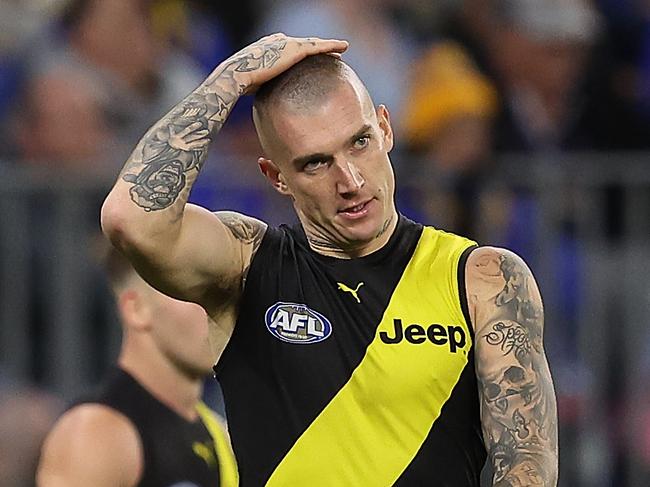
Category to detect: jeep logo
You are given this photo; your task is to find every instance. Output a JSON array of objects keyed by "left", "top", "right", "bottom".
[{"left": 379, "top": 319, "right": 466, "bottom": 353}]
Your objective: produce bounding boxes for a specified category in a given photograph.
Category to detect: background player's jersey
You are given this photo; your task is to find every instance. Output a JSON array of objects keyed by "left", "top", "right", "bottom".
[
  {"left": 78, "top": 367, "right": 237, "bottom": 487},
  {"left": 215, "top": 215, "right": 487, "bottom": 486}
]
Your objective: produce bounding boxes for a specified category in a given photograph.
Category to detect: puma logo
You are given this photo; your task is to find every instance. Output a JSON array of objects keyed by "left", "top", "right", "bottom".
[{"left": 337, "top": 282, "right": 364, "bottom": 303}]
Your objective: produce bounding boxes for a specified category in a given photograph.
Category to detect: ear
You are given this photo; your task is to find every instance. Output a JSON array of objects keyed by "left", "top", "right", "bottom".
[
  {"left": 117, "top": 289, "right": 152, "bottom": 332},
  {"left": 258, "top": 157, "right": 291, "bottom": 195},
  {"left": 376, "top": 104, "right": 394, "bottom": 153}
]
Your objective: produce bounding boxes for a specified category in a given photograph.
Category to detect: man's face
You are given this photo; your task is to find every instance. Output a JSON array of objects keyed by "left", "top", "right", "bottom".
[{"left": 261, "top": 82, "right": 396, "bottom": 252}]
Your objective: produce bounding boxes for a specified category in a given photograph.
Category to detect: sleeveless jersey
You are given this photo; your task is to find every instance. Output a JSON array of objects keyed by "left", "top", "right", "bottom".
[
  {"left": 215, "top": 215, "right": 486, "bottom": 486},
  {"left": 78, "top": 367, "right": 238, "bottom": 487}
]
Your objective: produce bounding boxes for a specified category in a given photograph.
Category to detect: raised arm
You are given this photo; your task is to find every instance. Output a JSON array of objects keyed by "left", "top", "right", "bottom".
[
  {"left": 466, "top": 247, "right": 558, "bottom": 486},
  {"left": 101, "top": 34, "right": 348, "bottom": 311}
]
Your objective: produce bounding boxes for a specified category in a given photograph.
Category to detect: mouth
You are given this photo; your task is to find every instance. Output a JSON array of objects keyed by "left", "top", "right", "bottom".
[{"left": 338, "top": 199, "right": 373, "bottom": 219}]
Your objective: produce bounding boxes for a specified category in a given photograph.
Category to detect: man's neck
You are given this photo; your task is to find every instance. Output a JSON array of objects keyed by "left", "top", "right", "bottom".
[
  {"left": 118, "top": 346, "right": 203, "bottom": 422},
  {"left": 304, "top": 211, "right": 398, "bottom": 259}
]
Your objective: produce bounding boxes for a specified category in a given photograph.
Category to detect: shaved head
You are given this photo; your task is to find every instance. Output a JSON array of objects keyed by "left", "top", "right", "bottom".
[
  {"left": 253, "top": 54, "right": 374, "bottom": 159},
  {"left": 252, "top": 52, "right": 397, "bottom": 257}
]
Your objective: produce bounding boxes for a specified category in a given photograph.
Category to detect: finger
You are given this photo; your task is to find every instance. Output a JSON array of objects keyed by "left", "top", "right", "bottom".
[
  {"left": 179, "top": 121, "right": 204, "bottom": 136},
  {"left": 185, "top": 130, "right": 210, "bottom": 142},
  {"left": 305, "top": 40, "right": 349, "bottom": 56},
  {"left": 296, "top": 35, "right": 343, "bottom": 44},
  {"left": 186, "top": 139, "right": 211, "bottom": 150}
]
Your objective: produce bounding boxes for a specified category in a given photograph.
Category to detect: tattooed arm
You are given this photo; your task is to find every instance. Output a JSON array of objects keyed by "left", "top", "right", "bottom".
[
  {"left": 101, "top": 34, "right": 348, "bottom": 312},
  {"left": 466, "top": 247, "right": 558, "bottom": 486}
]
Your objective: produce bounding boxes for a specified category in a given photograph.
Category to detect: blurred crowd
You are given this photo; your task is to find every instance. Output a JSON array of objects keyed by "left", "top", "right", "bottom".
[
  {"left": 1, "top": 0, "right": 649, "bottom": 485},
  {"left": 1, "top": 0, "right": 649, "bottom": 166}
]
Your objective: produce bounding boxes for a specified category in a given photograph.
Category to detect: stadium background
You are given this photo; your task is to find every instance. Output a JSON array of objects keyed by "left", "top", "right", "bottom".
[{"left": 1, "top": 0, "right": 649, "bottom": 485}]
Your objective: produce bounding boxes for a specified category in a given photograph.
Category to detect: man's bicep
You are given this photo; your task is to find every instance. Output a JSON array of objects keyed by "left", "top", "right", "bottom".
[
  {"left": 128, "top": 205, "right": 267, "bottom": 308},
  {"left": 37, "top": 405, "right": 141, "bottom": 487},
  {"left": 467, "top": 247, "right": 558, "bottom": 485}
]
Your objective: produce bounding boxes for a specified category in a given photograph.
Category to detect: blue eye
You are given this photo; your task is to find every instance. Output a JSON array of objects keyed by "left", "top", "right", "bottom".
[
  {"left": 303, "top": 160, "right": 326, "bottom": 172},
  {"left": 353, "top": 135, "right": 370, "bottom": 149}
]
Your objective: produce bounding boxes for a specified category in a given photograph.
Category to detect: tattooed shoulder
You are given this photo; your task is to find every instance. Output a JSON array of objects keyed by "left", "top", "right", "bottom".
[
  {"left": 466, "top": 247, "right": 541, "bottom": 324},
  {"left": 215, "top": 211, "right": 267, "bottom": 253},
  {"left": 466, "top": 247, "right": 532, "bottom": 287}
]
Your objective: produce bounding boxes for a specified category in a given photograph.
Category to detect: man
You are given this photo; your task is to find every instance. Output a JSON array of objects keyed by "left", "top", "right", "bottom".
[
  {"left": 102, "top": 34, "right": 558, "bottom": 485},
  {"left": 37, "top": 244, "right": 238, "bottom": 486}
]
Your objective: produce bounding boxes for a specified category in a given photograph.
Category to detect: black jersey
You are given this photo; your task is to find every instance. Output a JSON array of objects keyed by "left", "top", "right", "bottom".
[
  {"left": 78, "top": 367, "right": 233, "bottom": 487},
  {"left": 215, "top": 215, "right": 487, "bottom": 486}
]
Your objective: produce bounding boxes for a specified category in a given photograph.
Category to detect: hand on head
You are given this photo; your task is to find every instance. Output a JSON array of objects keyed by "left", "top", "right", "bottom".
[{"left": 207, "top": 34, "right": 349, "bottom": 95}]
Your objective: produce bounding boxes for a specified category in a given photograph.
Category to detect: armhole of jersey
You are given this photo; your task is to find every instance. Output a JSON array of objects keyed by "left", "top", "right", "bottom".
[
  {"left": 241, "top": 225, "right": 276, "bottom": 293},
  {"left": 213, "top": 225, "right": 281, "bottom": 376},
  {"left": 116, "top": 407, "right": 147, "bottom": 485},
  {"left": 121, "top": 410, "right": 147, "bottom": 486},
  {"left": 457, "top": 244, "right": 478, "bottom": 340},
  {"left": 72, "top": 402, "right": 146, "bottom": 485}
]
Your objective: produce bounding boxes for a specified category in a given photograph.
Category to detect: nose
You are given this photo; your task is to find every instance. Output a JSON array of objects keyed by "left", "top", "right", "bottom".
[{"left": 335, "top": 160, "right": 365, "bottom": 195}]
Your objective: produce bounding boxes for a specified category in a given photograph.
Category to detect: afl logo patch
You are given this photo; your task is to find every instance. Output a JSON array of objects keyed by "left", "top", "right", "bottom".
[{"left": 265, "top": 302, "right": 332, "bottom": 344}]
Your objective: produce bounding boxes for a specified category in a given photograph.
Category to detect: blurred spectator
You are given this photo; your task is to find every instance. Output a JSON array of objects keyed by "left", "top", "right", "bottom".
[
  {"left": 399, "top": 41, "right": 498, "bottom": 236},
  {"left": 8, "top": 67, "right": 119, "bottom": 173},
  {"left": 58, "top": 0, "right": 203, "bottom": 134},
  {"left": 486, "top": 0, "right": 602, "bottom": 152},
  {"left": 204, "top": 0, "right": 263, "bottom": 48},
  {"left": 62, "top": 0, "right": 202, "bottom": 111},
  {"left": 0, "top": 375, "right": 62, "bottom": 487},
  {"left": 0, "top": 0, "right": 206, "bottom": 170},
  {"left": 258, "top": 0, "right": 418, "bottom": 126},
  {"left": 592, "top": 0, "right": 650, "bottom": 147},
  {"left": 150, "top": 0, "right": 234, "bottom": 75},
  {"left": 0, "top": 1, "right": 67, "bottom": 121},
  {"left": 446, "top": 0, "right": 650, "bottom": 151},
  {"left": 381, "top": 0, "right": 466, "bottom": 45},
  {"left": 403, "top": 42, "right": 498, "bottom": 172}
]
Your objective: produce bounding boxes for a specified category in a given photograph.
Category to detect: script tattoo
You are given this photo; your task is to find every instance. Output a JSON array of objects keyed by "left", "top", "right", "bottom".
[
  {"left": 475, "top": 252, "right": 558, "bottom": 486},
  {"left": 375, "top": 214, "right": 393, "bottom": 239},
  {"left": 485, "top": 321, "right": 532, "bottom": 365},
  {"left": 121, "top": 37, "right": 287, "bottom": 211}
]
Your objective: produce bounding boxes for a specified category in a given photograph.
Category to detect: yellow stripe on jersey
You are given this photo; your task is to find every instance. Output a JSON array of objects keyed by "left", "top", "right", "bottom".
[
  {"left": 266, "top": 227, "right": 476, "bottom": 486},
  {"left": 196, "top": 401, "right": 240, "bottom": 487}
]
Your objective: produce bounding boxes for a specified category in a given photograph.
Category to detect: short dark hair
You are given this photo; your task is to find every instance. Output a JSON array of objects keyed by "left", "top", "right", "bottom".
[{"left": 254, "top": 54, "right": 349, "bottom": 114}]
